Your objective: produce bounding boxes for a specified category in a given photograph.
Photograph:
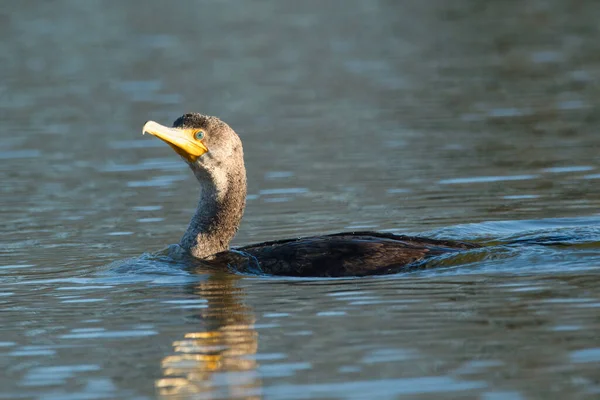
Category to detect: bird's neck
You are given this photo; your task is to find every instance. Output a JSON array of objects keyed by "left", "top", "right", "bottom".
[{"left": 180, "top": 165, "right": 247, "bottom": 258}]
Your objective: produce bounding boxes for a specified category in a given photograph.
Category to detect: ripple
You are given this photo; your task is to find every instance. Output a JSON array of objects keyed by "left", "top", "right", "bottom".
[
  {"left": 344, "top": 224, "right": 379, "bottom": 230},
  {"left": 482, "top": 391, "right": 525, "bottom": 400},
  {"left": 106, "top": 231, "right": 134, "bottom": 236},
  {"left": 0, "top": 150, "right": 41, "bottom": 159},
  {"left": 263, "top": 377, "right": 486, "bottom": 398},
  {"left": 570, "top": 348, "right": 600, "bottom": 363},
  {"left": 531, "top": 50, "right": 563, "bottom": 63},
  {"left": 503, "top": 195, "right": 540, "bottom": 200},
  {"left": 108, "top": 140, "right": 165, "bottom": 150},
  {"left": 582, "top": 174, "right": 600, "bottom": 180},
  {"left": 265, "top": 171, "right": 294, "bottom": 179},
  {"left": 487, "top": 108, "right": 531, "bottom": 118},
  {"left": 59, "top": 330, "right": 158, "bottom": 339},
  {"left": 136, "top": 217, "right": 165, "bottom": 223},
  {"left": 60, "top": 298, "right": 105, "bottom": 303},
  {"left": 9, "top": 349, "right": 56, "bottom": 356},
  {"left": 550, "top": 325, "right": 582, "bottom": 332},
  {"left": 259, "top": 362, "right": 312, "bottom": 378},
  {"left": 263, "top": 197, "right": 291, "bottom": 203},
  {"left": 316, "top": 311, "right": 346, "bottom": 316},
  {"left": 361, "top": 349, "right": 416, "bottom": 363},
  {"left": 132, "top": 205, "right": 163, "bottom": 211},
  {"left": 56, "top": 286, "right": 114, "bottom": 291},
  {"left": 542, "top": 166, "right": 594, "bottom": 173},
  {"left": 264, "top": 312, "right": 290, "bottom": 318},
  {"left": 439, "top": 175, "right": 538, "bottom": 184},
  {"left": 127, "top": 175, "right": 187, "bottom": 187},
  {"left": 259, "top": 188, "right": 309, "bottom": 195},
  {"left": 0, "top": 264, "right": 35, "bottom": 270},
  {"left": 161, "top": 299, "right": 208, "bottom": 305},
  {"left": 21, "top": 364, "right": 101, "bottom": 386},
  {"left": 387, "top": 188, "right": 411, "bottom": 194},
  {"left": 101, "top": 159, "right": 182, "bottom": 172},
  {"left": 557, "top": 100, "right": 587, "bottom": 110}
]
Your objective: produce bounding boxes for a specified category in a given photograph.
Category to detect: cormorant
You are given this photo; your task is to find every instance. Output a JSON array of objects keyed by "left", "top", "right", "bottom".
[{"left": 142, "top": 113, "right": 477, "bottom": 277}]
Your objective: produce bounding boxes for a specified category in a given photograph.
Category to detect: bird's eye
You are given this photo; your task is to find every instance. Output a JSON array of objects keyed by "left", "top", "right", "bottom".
[{"left": 194, "top": 130, "right": 205, "bottom": 140}]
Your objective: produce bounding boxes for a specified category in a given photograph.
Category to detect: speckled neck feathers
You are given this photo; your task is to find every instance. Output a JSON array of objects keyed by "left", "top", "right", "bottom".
[{"left": 176, "top": 114, "right": 247, "bottom": 258}]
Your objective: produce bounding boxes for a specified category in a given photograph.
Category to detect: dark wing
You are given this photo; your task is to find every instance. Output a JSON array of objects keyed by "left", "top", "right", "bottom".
[{"left": 230, "top": 231, "right": 478, "bottom": 277}]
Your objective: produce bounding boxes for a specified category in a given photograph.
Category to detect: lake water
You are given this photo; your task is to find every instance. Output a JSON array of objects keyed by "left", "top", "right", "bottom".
[{"left": 2, "top": 1, "right": 600, "bottom": 399}]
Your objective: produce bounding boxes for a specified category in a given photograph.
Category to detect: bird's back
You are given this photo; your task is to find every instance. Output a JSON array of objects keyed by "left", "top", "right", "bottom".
[{"left": 231, "top": 232, "right": 479, "bottom": 277}]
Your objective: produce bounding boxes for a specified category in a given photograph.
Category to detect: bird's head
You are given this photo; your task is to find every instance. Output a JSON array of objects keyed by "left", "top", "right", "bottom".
[
  {"left": 142, "top": 113, "right": 244, "bottom": 179},
  {"left": 142, "top": 113, "right": 247, "bottom": 257}
]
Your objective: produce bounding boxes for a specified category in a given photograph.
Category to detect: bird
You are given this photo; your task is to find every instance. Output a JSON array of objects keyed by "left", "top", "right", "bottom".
[{"left": 142, "top": 113, "right": 478, "bottom": 277}]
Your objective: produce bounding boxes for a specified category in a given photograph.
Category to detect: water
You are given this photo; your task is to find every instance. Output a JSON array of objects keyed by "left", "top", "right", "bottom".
[{"left": 2, "top": 0, "right": 600, "bottom": 398}]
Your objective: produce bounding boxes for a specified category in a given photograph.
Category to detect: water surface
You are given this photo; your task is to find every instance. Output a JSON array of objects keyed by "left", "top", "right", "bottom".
[{"left": 2, "top": 1, "right": 600, "bottom": 399}]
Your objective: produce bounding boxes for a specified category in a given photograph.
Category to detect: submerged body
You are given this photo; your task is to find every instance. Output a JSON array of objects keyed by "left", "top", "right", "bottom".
[
  {"left": 225, "top": 232, "right": 477, "bottom": 277},
  {"left": 142, "top": 113, "right": 477, "bottom": 277}
]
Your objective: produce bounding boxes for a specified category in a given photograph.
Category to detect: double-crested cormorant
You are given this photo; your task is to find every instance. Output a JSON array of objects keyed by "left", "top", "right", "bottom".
[{"left": 142, "top": 113, "right": 478, "bottom": 277}]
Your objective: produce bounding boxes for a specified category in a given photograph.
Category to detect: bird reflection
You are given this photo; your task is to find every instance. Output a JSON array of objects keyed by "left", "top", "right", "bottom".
[{"left": 156, "top": 273, "right": 261, "bottom": 399}]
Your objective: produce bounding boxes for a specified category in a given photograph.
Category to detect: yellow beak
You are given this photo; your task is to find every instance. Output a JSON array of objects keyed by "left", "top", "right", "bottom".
[{"left": 142, "top": 120, "right": 209, "bottom": 162}]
